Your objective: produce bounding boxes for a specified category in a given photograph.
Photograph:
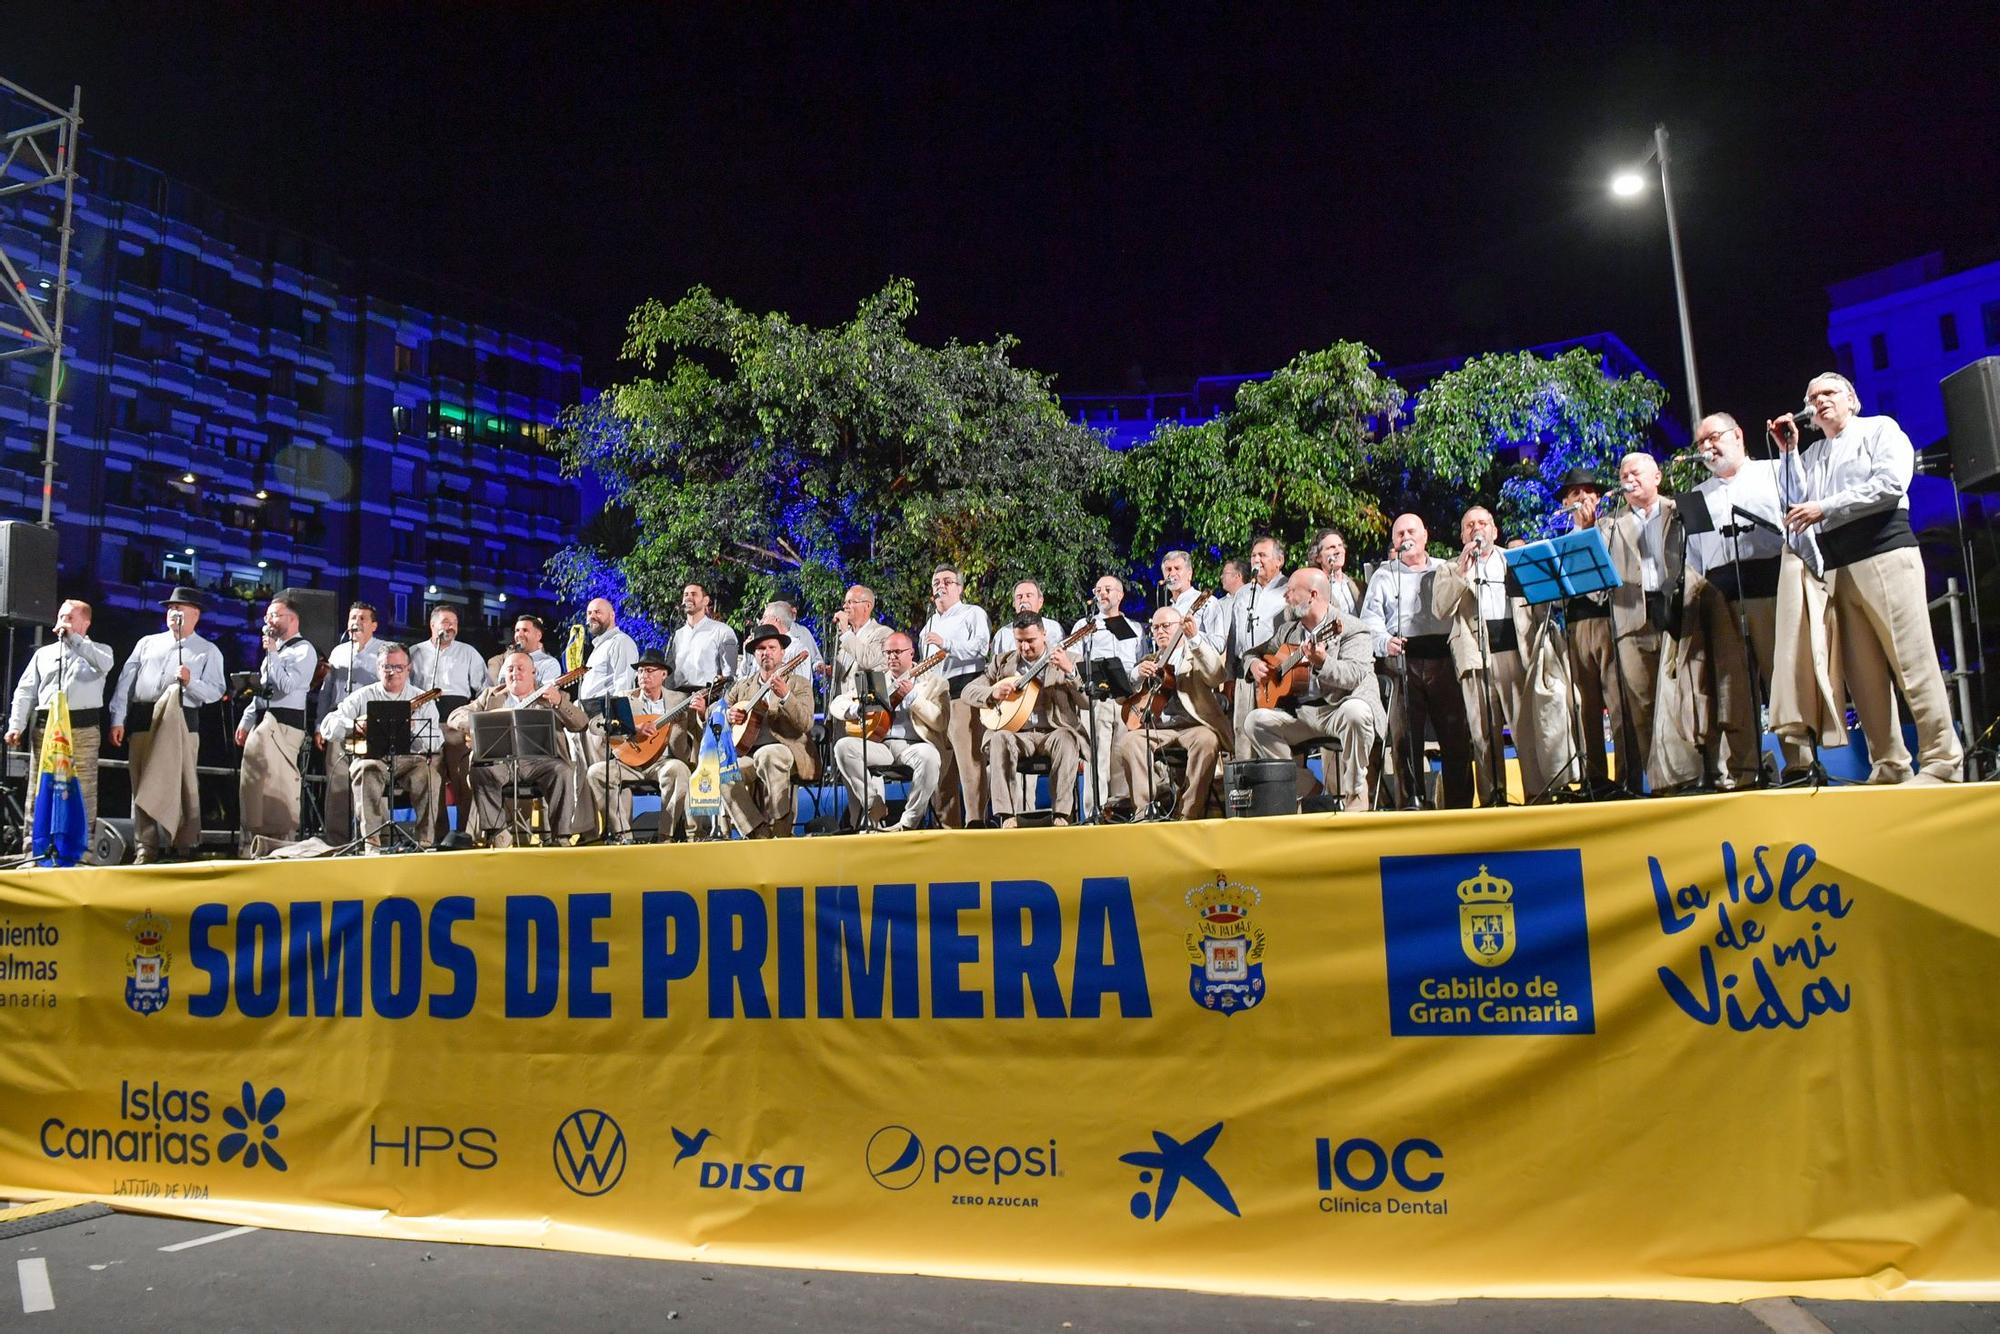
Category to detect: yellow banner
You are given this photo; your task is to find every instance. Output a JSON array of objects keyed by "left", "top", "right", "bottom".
[{"left": 2, "top": 788, "right": 1998, "bottom": 1301}]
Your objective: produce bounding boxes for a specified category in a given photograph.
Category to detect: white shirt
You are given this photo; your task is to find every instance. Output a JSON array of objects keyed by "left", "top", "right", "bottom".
[
  {"left": 110, "top": 630, "right": 226, "bottom": 727},
  {"left": 1689, "top": 460, "right": 1787, "bottom": 578},
  {"left": 9, "top": 634, "right": 115, "bottom": 731},
  {"left": 1778, "top": 414, "right": 1913, "bottom": 530},
  {"left": 1071, "top": 611, "right": 1146, "bottom": 681},
  {"left": 582, "top": 627, "right": 639, "bottom": 700},
  {"left": 1229, "top": 576, "right": 1290, "bottom": 659},
  {"left": 921, "top": 600, "right": 991, "bottom": 679},
  {"left": 1360, "top": 559, "right": 1452, "bottom": 656},
  {"left": 670, "top": 617, "right": 736, "bottom": 691},
  {"left": 1629, "top": 501, "right": 1665, "bottom": 593},
  {"left": 318, "top": 636, "right": 387, "bottom": 726},
  {"left": 991, "top": 615, "right": 1065, "bottom": 658},
  {"left": 239, "top": 635, "right": 317, "bottom": 731},
  {"left": 409, "top": 638, "right": 491, "bottom": 698},
  {"left": 1466, "top": 552, "right": 1511, "bottom": 621},
  {"left": 323, "top": 681, "right": 443, "bottom": 754}
]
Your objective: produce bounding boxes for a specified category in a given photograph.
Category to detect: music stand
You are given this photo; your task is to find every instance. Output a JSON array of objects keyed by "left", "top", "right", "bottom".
[
  {"left": 470, "top": 709, "right": 561, "bottom": 847},
  {"left": 348, "top": 700, "right": 426, "bottom": 854},
  {"left": 1506, "top": 529, "right": 1626, "bottom": 801},
  {"left": 1674, "top": 490, "right": 1777, "bottom": 788}
]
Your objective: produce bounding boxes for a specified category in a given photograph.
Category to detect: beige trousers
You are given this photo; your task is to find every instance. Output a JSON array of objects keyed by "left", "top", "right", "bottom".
[
  {"left": 1827, "top": 546, "right": 1963, "bottom": 782},
  {"left": 238, "top": 716, "right": 304, "bottom": 847},
  {"left": 1114, "top": 719, "right": 1222, "bottom": 819}
]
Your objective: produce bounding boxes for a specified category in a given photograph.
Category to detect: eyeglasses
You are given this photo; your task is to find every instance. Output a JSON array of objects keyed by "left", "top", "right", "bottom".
[
  {"left": 382, "top": 664, "right": 409, "bottom": 674},
  {"left": 1694, "top": 428, "right": 1733, "bottom": 447}
]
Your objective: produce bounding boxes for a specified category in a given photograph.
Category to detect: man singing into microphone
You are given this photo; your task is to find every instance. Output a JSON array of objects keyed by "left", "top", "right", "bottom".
[
  {"left": 6, "top": 598, "right": 115, "bottom": 859},
  {"left": 235, "top": 593, "right": 318, "bottom": 851},
  {"left": 314, "top": 600, "right": 384, "bottom": 845},
  {"left": 410, "top": 602, "right": 491, "bottom": 842},
  {"left": 1769, "top": 373, "right": 1962, "bottom": 784},
  {"left": 110, "top": 588, "right": 226, "bottom": 863},
  {"left": 1360, "top": 517, "right": 1473, "bottom": 808}
]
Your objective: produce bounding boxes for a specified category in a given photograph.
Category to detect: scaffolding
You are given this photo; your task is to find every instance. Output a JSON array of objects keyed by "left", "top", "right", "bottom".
[{"left": 0, "top": 75, "right": 82, "bottom": 527}]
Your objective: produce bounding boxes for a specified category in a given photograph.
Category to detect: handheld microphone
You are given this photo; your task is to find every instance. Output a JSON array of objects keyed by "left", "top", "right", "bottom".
[{"left": 1395, "top": 539, "right": 1415, "bottom": 556}]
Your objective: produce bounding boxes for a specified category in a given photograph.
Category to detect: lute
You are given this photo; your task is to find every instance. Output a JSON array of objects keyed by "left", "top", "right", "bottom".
[
  {"left": 730, "top": 651, "right": 811, "bottom": 750},
  {"left": 977, "top": 623, "right": 1095, "bottom": 734},
  {"left": 1121, "top": 592, "right": 1212, "bottom": 730},
  {"left": 844, "top": 650, "right": 948, "bottom": 740}
]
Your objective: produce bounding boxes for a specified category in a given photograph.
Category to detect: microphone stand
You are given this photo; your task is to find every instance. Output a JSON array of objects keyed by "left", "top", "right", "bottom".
[
  {"left": 1468, "top": 544, "right": 1509, "bottom": 808},
  {"left": 1387, "top": 558, "right": 1420, "bottom": 809},
  {"left": 1717, "top": 505, "right": 1772, "bottom": 789},
  {"left": 1595, "top": 496, "right": 1650, "bottom": 796},
  {"left": 1079, "top": 597, "right": 1103, "bottom": 825}
]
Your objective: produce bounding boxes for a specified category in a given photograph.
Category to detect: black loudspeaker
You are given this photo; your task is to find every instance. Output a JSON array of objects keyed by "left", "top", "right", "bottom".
[
  {"left": 281, "top": 587, "right": 342, "bottom": 656},
  {"left": 0, "top": 521, "right": 59, "bottom": 625},
  {"left": 1943, "top": 356, "right": 2000, "bottom": 492},
  {"left": 94, "top": 817, "right": 135, "bottom": 866},
  {"left": 1224, "top": 758, "right": 1297, "bottom": 818}
]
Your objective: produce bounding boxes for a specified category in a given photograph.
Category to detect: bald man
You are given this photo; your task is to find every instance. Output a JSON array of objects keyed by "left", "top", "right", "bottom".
[
  {"left": 1242, "top": 568, "right": 1384, "bottom": 812},
  {"left": 1115, "top": 604, "right": 1232, "bottom": 819},
  {"left": 832, "top": 585, "right": 893, "bottom": 696}
]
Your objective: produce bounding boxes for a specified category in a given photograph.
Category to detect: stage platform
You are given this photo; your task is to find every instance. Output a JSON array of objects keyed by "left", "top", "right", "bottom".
[{"left": 2, "top": 785, "right": 1997, "bottom": 1304}]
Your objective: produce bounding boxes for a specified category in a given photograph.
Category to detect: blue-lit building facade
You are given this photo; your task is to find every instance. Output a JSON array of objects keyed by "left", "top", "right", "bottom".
[{"left": 0, "top": 97, "right": 585, "bottom": 666}]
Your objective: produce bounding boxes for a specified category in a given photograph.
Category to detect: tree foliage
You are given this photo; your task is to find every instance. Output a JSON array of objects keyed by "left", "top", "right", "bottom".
[
  {"left": 1116, "top": 343, "right": 1406, "bottom": 580},
  {"left": 1404, "top": 347, "right": 1667, "bottom": 541},
  {"left": 548, "top": 279, "right": 1118, "bottom": 630}
]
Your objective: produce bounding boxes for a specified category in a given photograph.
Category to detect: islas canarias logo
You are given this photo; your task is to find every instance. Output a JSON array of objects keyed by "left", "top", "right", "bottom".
[
  {"left": 1457, "top": 865, "right": 1514, "bottom": 968},
  {"left": 124, "top": 910, "right": 172, "bottom": 1016},
  {"left": 1184, "top": 878, "right": 1267, "bottom": 1014}
]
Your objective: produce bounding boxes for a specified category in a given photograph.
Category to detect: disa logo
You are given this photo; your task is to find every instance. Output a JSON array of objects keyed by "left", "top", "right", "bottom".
[{"left": 671, "top": 1125, "right": 804, "bottom": 1193}]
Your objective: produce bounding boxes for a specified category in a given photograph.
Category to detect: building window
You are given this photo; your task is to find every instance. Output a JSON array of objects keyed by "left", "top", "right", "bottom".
[
  {"left": 1834, "top": 343, "right": 1855, "bottom": 379},
  {"left": 1941, "top": 312, "right": 1960, "bottom": 353},
  {"left": 394, "top": 344, "right": 420, "bottom": 375},
  {"left": 1984, "top": 301, "right": 2000, "bottom": 349},
  {"left": 1870, "top": 332, "right": 1889, "bottom": 371}
]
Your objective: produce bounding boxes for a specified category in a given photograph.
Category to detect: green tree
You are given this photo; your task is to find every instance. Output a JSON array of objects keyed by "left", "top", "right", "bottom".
[
  {"left": 548, "top": 279, "right": 1118, "bottom": 631},
  {"left": 1403, "top": 347, "right": 1667, "bottom": 541},
  {"left": 1117, "top": 342, "right": 1407, "bottom": 578}
]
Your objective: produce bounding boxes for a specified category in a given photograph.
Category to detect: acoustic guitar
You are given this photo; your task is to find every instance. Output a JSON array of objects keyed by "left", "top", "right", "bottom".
[
  {"left": 730, "top": 651, "right": 811, "bottom": 750},
  {"left": 610, "top": 677, "right": 726, "bottom": 769},
  {"left": 1120, "top": 592, "right": 1211, "bottom": 730},
  {"left": 977, "top": 624, "right": 1095, "bottom": 734},
  {"left": 346, "top": 687, "right": 444, "bottom": 757},
  {"left": 1252, "top": 615, "right": 1345, "bottom": 712},
  {"left": 844, "top": 650, "right": 948, "bottom": 740}
]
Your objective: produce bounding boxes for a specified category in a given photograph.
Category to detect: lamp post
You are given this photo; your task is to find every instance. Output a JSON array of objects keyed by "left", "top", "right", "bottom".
[{"left": 1611, "top": 123, "right": 1702, "bottom": 428}]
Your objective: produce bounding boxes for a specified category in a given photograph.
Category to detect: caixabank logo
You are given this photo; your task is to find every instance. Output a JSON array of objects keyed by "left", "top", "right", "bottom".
[
  {"left": 40, "top": 1079, "right": 291, "bottom": 1171},
  {"left": 1381, "top": 852, "right": 1595, "bottom": 1036}
]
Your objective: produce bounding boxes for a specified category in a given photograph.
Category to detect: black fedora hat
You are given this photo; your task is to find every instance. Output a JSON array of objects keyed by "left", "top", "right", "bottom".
[
  {"left": 160, "top": 585, "right": 206, "bottom": 609},
  {"left": 742, "top": 624, "right": 790, "bottom": 653},
  {"left": 634, "top": 647, "right": 669, "bottom": 671},
  {"left": 1555, "top": 467, "right": 1606, "bottom": 496}
]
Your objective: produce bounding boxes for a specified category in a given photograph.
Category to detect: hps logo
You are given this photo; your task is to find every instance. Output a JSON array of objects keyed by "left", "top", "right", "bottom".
[
  {"left": 552, "top": 1109, "right": 626, "bottom": 1196},
  {"left": 672, "top": 1125, "right": 804, "bottom": 1194},
  {"left": 864, "top": 1125, "right": 1060, "bottom": 1207}
]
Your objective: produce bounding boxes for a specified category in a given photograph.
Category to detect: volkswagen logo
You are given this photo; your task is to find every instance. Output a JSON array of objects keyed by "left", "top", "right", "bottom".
[
  {"left": 553, "top": 1109, "right": 627, "bottom": 1196},
  {"left": 865, "top": 1125, "right": 924, "bottom": 1190}
]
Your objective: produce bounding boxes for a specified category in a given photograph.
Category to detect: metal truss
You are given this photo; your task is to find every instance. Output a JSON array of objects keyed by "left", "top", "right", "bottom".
[{"left": 0, "top": 74, "right": 80, "bottom": 524}]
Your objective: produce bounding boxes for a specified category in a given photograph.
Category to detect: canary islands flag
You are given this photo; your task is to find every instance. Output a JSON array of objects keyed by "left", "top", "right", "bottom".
[
  {"left": 687, "top": 701, "right": 741, "bottom": 819},
  {"left": 31, "top": 692, "right": 87, "bottom": 867},
  {"left": 565, "top": 624, "right": 587, "bottom": 675}
]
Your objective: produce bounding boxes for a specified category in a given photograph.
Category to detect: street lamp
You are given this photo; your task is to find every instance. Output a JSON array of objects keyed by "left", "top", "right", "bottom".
[{"left": 1610, "top": 123, "right": 1702, "bottom": 427}]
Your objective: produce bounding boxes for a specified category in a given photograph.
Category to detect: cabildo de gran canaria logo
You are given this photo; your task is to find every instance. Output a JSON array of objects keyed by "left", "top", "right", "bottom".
[
  {"left": 1184, "top": 877, "right": 1267, "bottom": 1014},
  {"left": 1380, "top": 852, "right": 1595, "bottom": 1036},
  {"left": 124, "top": 910, "right": 171, "bottom": 1015}
]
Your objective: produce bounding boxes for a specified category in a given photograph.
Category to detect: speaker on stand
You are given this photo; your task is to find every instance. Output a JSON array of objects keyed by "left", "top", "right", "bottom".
[{"left": 1941, "top": 356, "right": 2000, "bottom": 778}]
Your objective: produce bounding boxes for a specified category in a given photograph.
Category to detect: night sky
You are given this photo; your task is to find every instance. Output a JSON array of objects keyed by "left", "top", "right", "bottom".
[{"left": 11, "top": 3, "right": 1998, "bottom": 434}]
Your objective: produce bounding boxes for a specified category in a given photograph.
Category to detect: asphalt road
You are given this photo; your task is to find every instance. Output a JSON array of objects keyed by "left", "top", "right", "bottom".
[{"left": 5, "top": 1205, "right": 1996, "bottom": 1333}]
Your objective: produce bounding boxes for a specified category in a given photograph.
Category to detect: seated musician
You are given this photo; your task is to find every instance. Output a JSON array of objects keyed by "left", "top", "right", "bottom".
[
  {"left": 963, "top": 615, "right": 1085, "bottom": 828},
  {"left": 1241, "top": 568, "right": 1386, "bottom": 812},
  {"left": 447, "top": 650, "right": 589, "bottom": 848},
  {"left": 1112, "top": 606, "right": 1231, "bottom": 820},
  {"left": 588, "top": 648, "right": 693, "bottom": 843},
  {"left": 319, "top": 642, "right": 441, "bottom": 849},
  {"left": 829, "top": 631, "right": 949, "bottom": 832},
  {"left": 723, "top": 625, "right": 816, "bottom": 839}
]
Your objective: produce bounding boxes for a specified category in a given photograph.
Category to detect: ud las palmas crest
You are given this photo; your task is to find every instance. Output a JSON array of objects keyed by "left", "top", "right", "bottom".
[
  {"left": 1185, "top": 877, "right": 1267, "bottom": 1014},
  {"left": 1458, "top": 864, "right": 1515, "bottom": 968},
  {"left": 125, "top": 910, "right": 172, "bottom": 1015}
]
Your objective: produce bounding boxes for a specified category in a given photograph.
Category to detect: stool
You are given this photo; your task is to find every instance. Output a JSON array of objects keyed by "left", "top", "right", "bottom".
[
  {"left": 496, "top": 778, "right": 549, "bottom": 846},
  {"left": 1012, "top": 753, "right": 1057, "bottom": 827},
  {"left": 1290, "top": 736, "right": 1343, "bottom": 813}
]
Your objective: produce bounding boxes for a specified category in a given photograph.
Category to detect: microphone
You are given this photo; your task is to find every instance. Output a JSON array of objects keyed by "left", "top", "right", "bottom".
[{"left": 1395, "top": 539, "right": 1415, "bottom": 556}]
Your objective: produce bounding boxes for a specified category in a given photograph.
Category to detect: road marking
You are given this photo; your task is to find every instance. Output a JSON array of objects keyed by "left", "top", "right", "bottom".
[
  {"left": 1744, "top": 1297, "right": 1835, "bottom": 1334},
  {"left": 17, "top": 1257, "right": 53, "bottom": 1313},
  {"left": 158, "top": 1224, "right": 259, "bottom": 1253}
]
